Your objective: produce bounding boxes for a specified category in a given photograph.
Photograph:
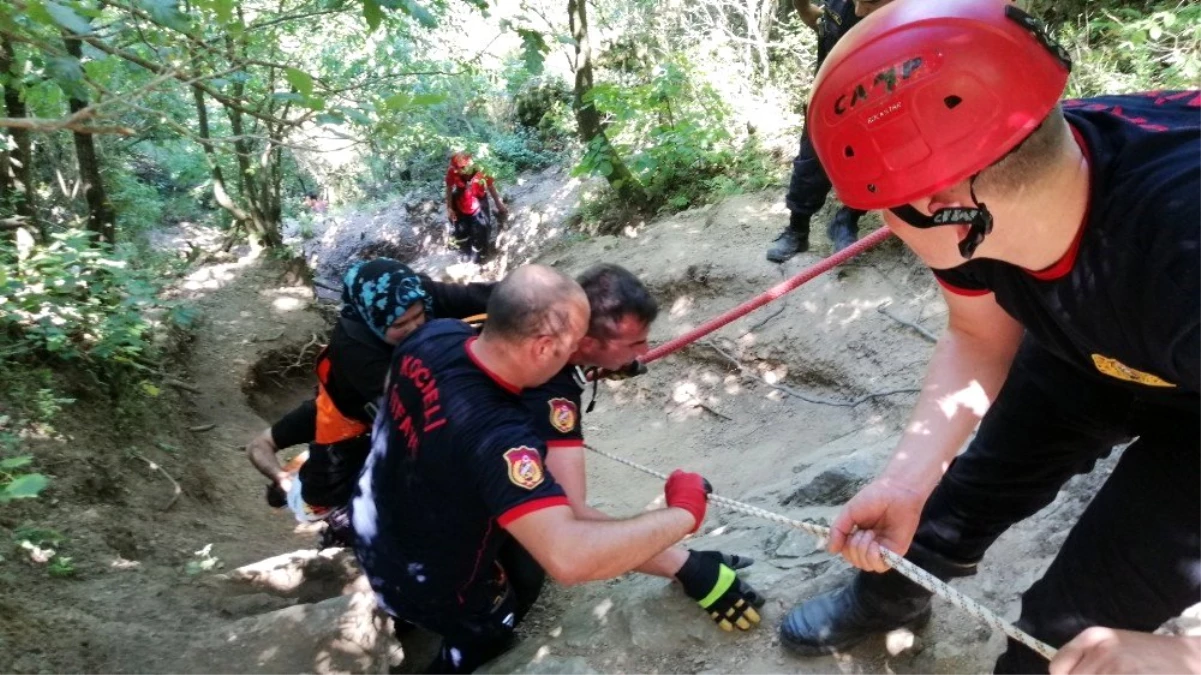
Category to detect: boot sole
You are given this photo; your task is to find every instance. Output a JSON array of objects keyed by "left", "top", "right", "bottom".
[{"left": 780, "top": 605, "right": 933, "bottom": 657}]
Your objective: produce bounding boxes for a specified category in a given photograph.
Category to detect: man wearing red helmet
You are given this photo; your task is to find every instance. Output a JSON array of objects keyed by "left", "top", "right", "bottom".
[
  {"left": 446, "top": 152, "right": 508, "bottom": 263},
  {"left": 778, "top": 1, "right": 1200, "bottom": 673}
]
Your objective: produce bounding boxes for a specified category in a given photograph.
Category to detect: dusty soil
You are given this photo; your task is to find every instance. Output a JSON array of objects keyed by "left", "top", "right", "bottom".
[{"left": 1, "top": 180, "right": 1121, "bottom": 674}]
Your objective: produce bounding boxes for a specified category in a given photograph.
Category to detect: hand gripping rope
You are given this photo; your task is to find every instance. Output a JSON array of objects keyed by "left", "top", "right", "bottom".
[
  {"left": 585, "top": 229, "right": 1057, "bottom": 660},
  {"left": 584, "top": 444, "right": 1057, "bottom": 661}
]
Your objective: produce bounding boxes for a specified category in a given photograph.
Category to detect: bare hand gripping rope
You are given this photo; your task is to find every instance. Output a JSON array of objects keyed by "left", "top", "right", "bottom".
[{"left": 584, "top": 444, "right": 1058, "bottom": 661}]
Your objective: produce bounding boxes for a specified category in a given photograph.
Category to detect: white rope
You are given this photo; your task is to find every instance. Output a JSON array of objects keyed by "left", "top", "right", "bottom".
[{"left": 585, "top": 444, "right": 1058, "bottom": 662}]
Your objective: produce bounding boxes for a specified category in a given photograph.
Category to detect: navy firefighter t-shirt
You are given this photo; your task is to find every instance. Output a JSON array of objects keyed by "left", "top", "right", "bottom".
[
  {"left": 932, "top": 91, "right": 1200, "bottom": 404},
  {"left": 352, "top": 319, "right": 567, "bottom": 617},
  {"left": 522, "top": 365, "right": 587, "bottom": 449}
]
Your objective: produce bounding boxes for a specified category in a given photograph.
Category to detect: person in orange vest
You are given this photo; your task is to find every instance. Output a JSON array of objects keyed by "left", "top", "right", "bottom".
[
  {"left": 446, "top": 152, "right": 508, "bottom": 264},
  {"left": 246, "top": 258, "right": 492, "bottom": 545}
]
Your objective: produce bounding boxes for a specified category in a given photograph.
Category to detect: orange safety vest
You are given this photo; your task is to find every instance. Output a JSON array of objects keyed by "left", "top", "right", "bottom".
[{"left": 313, "top": 346, "right": 370, "bottom": 445}]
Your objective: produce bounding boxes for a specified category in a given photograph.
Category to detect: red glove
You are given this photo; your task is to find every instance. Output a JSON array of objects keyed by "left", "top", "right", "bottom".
[{"left": 665, "top": 470, "right": 712, "bottom": 533}]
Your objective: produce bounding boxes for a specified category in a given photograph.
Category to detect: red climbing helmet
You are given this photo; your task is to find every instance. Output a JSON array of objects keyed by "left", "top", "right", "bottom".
[
  {"left": 450, "top": 152, "right": 473, "bottom": 170},
  {"left": 809, "top": 0, "right": 1071, "bottom": 210}
]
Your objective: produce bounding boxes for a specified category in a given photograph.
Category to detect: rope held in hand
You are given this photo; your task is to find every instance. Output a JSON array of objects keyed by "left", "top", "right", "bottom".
[{"left": 585, "top": 443, "right": 1058, "bottom": 662}]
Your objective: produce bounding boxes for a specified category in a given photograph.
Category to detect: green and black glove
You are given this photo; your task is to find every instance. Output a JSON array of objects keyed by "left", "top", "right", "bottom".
[{"left": 674, "top": 550, "right": 765, "bottom": 631}]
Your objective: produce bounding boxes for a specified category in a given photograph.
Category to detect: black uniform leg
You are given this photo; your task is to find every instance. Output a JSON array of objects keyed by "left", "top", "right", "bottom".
[{"left": 994, "top": 405, "right": 1201, "bottom": 673}]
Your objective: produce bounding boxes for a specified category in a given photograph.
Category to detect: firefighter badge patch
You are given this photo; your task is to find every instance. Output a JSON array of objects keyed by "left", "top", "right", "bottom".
[
  {"left": 548, "top": 397, "right": 578, "bottom": 434},
  {"left": 503, "top": 446, "right": 545, "bottom": 490}
]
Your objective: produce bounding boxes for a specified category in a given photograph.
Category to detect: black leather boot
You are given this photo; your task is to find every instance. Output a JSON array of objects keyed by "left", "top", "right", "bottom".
[
  {"left": 826, "top": 207, "right": 862, "bottom": 254},
  {"left": 779, "top": 571, "right": 933, "bottom": 655},
  {"left": 767, "top": 213, "right": 811, "bottom": 262},
  {"left": 780, "top": 543, "right": 977, "bottom": 656}
]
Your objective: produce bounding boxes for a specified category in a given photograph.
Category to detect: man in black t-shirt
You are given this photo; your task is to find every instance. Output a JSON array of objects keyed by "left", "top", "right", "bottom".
[
  {"left": 353, "top": 265, "right": 714, "bottom": 673},
  {"left": 524, "top": 264, "right": 765, "bottom": 633},
  {"left": 779, "top": 2, "right": 1200, "bottom": 673}
]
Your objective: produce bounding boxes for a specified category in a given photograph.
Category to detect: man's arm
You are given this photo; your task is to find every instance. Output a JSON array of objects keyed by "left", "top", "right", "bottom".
[
  {"left": 793, "top": 0, "right": 823, "bottom": 31},
  {"left": 829, "top": 286, "right": 1024, "bottom": 571},
  {"left": 1050, "top": 627, "right": 1201, "bottom": 675},
  {"left": 247, "top": 399, "right": 318, "bottom": 488},
  {"left": 247, "top": 429, "right": 290, "bottom": 487},
  {"left": 486, "top": 180, "right": 507, "bottom": 214},
  {"left": 546, "top": 445, "right": 690, "bottom": 576},
  {"left": 419, "top": 274, "right": 494, "bottom": 319},
  {"left": 505, "top": 503, "right": 697, "bottom": 585}
]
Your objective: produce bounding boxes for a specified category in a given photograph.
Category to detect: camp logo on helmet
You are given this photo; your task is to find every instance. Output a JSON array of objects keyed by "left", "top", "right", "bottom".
[
  {"left": 932, "top": 208, "right": 980, "bottom": 225},
  {"left": 833, "top": 55, "right": 928, "bottom": 116}
]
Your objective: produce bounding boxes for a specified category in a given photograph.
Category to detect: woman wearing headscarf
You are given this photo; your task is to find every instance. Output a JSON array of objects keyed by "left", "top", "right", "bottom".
[{"left": 247, "top": 259, "right": 492, "bottom": 543}]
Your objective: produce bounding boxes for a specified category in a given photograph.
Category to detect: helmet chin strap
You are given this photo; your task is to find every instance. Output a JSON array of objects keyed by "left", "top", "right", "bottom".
[{"left": 889, "top": 176, "right": 994, "bottom": 259}]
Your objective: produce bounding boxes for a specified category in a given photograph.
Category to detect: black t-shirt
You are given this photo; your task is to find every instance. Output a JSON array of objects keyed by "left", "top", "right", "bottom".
[
  {"left": 270, "top": 398, "right": 317, "bottom": 449},
  {"left": 326, "top": 276, "right": 494, "bottom": 424},
  {"left": 816, "top": 0, "right": 860, "bottom": 65},
  {"left": 933, "top": 92, "right": 1200, "bottom": 404},
  {"left": 352, "top": 320, "right": 567, "bottom": 617},
  {"left": 521, "top": 366, "right": 587, "bottom": 449}
]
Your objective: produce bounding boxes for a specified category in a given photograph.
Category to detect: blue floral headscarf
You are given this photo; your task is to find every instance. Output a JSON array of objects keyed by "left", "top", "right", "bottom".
[{"left": 340, "top": 258, "right": 433, "bottom": 342}]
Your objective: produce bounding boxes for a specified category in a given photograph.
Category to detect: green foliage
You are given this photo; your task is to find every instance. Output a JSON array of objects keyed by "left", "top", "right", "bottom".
[
  {"left": 1051, "top": 1, "right": 1201, "bottom": 97},
  {"left": 0, "top": 457, "right": 49, "bottom": 503},
  {"left": 0, "top": 230, "right": 192, "bottom": 379},
  {"left": 514, "top": 78, "right": 573, "bottom": 131},
  {"left": 576, "top": 57, "right": 778, "bottom": 214}
]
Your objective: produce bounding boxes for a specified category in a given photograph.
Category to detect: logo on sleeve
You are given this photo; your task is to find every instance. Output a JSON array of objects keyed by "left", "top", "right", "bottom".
[
  {"left": 1091, "top": 354, "right": 1175, "bottom": 388},
  {"left": 547, "top": 398, "right": 578, "bottom": 434},
  {"left": 503, "top": 447, "right": 545, "bottom": 490}
]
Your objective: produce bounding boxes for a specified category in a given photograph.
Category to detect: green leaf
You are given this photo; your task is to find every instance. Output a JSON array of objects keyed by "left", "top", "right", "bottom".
[
  {"left": 383, "top": 92, "right": 412, "bottom": 110},
  {"left": 3, "top": 473, "right": 49, "bottom": 500},
  {"left": 136, "top": 0, "right": 190, "bottom": 30},
  {"left": 411, "top": 93, "right": 448, "bottom": 106},
  {"left": 0, "top": 456, "right": 32, "bottom": 470},
  {"left": 516, "top": 29, "right": 549, "bottom": 75},
  {"left": 392, "top": 0, "right": 436, "bottom": 28},
  {"left": 556, "top": 34, "right": 577, "bottom": 46},
  {"left": 598, "top": 160, "right": 613, "bottom": 177},
  {"left": 302, "top": 96, "right": 326, "bottom": 111},
  {"left": 46, "top": 56, "right": 87, "bottom": 100},
  {"left": 43, "top": 0, "right": 93, "bottom": 35},
  {"left": 284, "top": 67, "right": 314, "bottom": 97},
  {"left": 211, "top": 0, "right": 233, "bottom": 23},
  {"left": 363, "top": 0, "right": 383, "bottom": 31}
]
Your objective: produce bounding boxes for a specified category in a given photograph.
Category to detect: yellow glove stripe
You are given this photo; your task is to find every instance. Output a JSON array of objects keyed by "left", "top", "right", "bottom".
[{"left": 698, "top": 565, "right": 737, "bottom": 609}]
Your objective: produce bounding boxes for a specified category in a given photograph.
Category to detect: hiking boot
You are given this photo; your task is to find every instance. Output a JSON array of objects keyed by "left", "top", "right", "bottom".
[
  {"left": 780, "top": 573, "right": 933, "bottom": 656},
  {"left": 318, "top": 506, "right": 355, "bottom": 549},
  {"left": 827, "top": 208, "right": 861, "bottom": 254},
  {"left": 767, "top": 214, "right": 812, "bottom": 262}
]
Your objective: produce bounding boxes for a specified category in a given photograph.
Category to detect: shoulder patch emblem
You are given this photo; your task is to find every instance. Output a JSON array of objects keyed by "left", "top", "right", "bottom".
[
  {"left": 547, "top": 397, "right": 578, "bottom": 434},
  {"left": 503, "top": 446, "right": 545, "bottom": 490},
  {"left": 1091, "top": 354, "right": 1175, "bottom": 388}
]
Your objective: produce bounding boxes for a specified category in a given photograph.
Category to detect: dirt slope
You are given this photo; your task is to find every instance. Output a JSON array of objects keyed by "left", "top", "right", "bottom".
[{"left": 1, "top": 187, "right": 1121, "bottom": 674}]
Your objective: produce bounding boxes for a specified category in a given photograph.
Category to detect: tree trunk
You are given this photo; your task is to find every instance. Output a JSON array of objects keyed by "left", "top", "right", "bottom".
[
  {"left": 191, "top": 85, "right": 252, "bottom": 223},
  {"left": 223, "top": 30, "right": 280, "bottom": 247},
  {"left": 2, "top": 37, "right": 43, "bottom": 242},
  {"left": 567, "top": 0, "right": 645, "bottom": 207},
  {"left": 63, "top": 34, "right": 115, "bottom": 244}
]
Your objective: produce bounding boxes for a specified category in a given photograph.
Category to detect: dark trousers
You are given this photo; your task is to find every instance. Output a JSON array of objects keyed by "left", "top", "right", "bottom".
[
  {"left": 784, "top": 122, "right": 866, "bottom": 230},
  {"left": 406, "top": 539, "right": 545, "bottom": 674},
  {"left": 451, "top": 211, "right": 492, "bottom": 262},
  {"left": 298, "top": 436, "right": 371, "bottom": 508},
  {"left": 865, "top": 339, "right": 1200, "bottom": 673}
]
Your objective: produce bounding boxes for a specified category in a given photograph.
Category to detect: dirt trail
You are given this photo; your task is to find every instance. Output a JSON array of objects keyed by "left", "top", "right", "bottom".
[{"left": 2, "top": 183, "right": 1121, "bottom": 674}]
